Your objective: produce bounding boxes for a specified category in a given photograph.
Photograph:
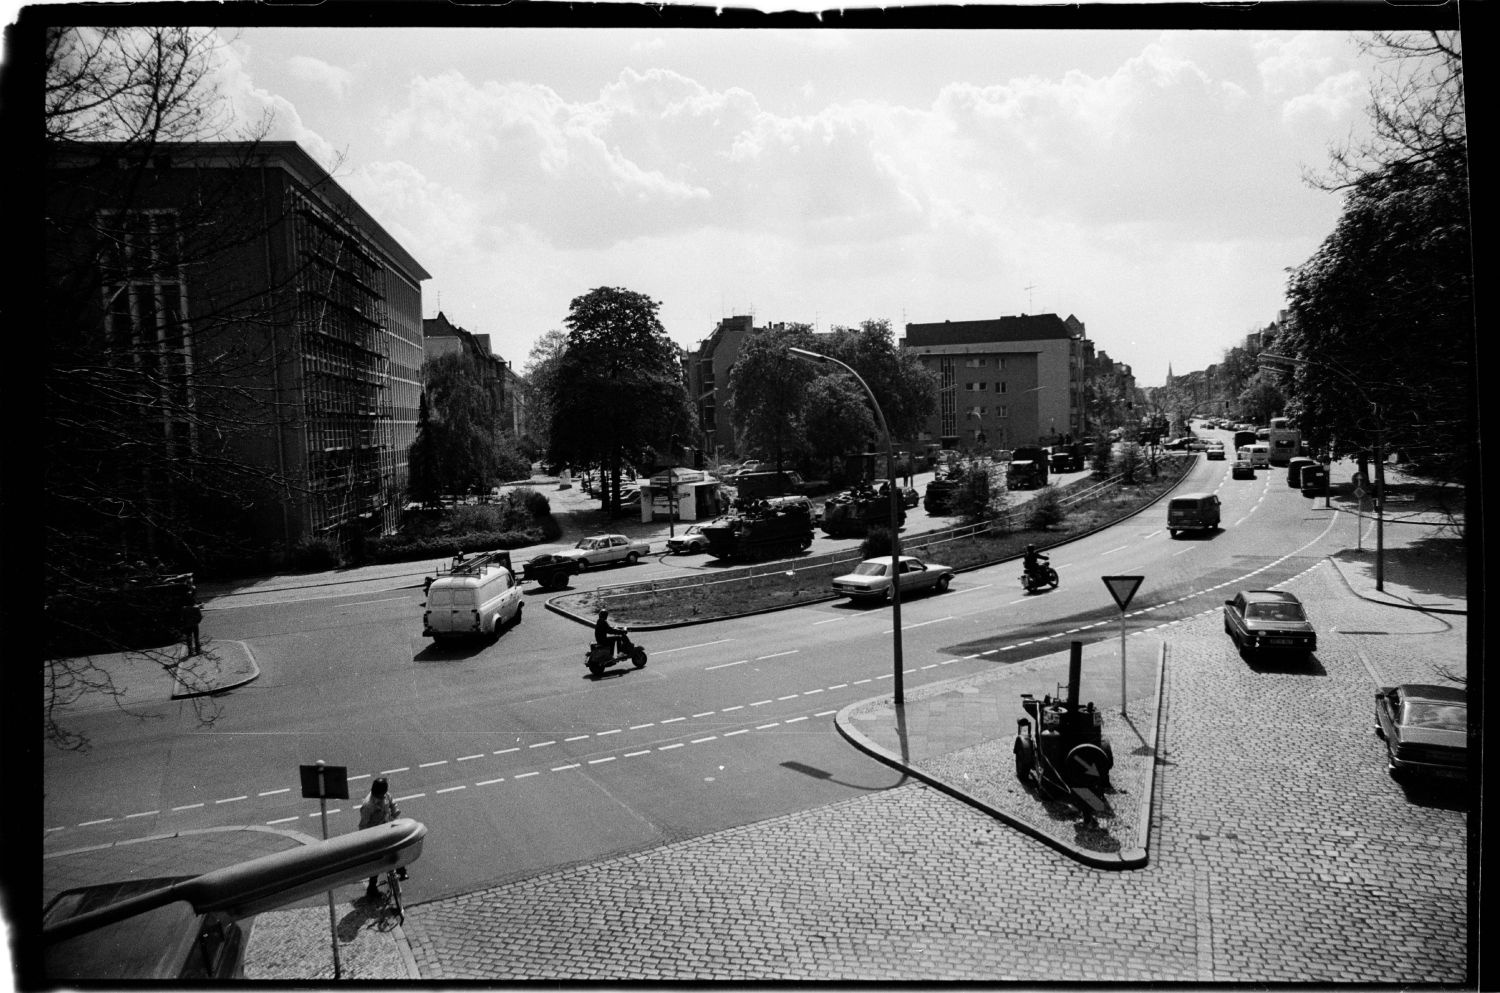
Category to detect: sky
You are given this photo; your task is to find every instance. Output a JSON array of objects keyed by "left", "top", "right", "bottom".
[{"left": 131, "top": 20, "right": 1396, "bottom": 385}]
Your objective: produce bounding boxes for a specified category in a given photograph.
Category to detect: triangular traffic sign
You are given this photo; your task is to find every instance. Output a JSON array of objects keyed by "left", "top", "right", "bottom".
[{"left": 1102, "top": 575, "right": 1144, "bottom": 610}]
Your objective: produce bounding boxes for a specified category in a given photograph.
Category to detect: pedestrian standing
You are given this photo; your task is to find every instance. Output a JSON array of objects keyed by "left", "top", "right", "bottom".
[
  {"left": 359, "top": 777, "right": 405, "bottom": 901},
  {"left": 181, "top": 598, "right": 203, "bottom": 655}
]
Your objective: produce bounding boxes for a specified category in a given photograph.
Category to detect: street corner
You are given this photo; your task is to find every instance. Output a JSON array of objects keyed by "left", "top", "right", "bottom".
[
  {"left": 170, "top": 640, "right": 260, "bottom": 698},
  {"left": 243, "top": 900, "right": 418, "bottom": 981}
]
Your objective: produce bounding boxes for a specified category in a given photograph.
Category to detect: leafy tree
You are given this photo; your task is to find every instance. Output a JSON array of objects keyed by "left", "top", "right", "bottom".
[
  {"left": 823, "top": 320, "right": 938, "bottom": 440},
  {"left": 1116, "top": 442, "right": 1144, "bottom": 484},
  {"left": 725, "top": 323, "right": 816, "bottom": 468},
  {"left": 954, "top": 465, "right": 1006, "bottom": 524},
  {"left": 1090, "top": 434, "right": 1114, "bottom": 477},
  {"left": 521, "top": 328, "right": 568, "bottom": 454},
  {"left": 407, "top": 390, "right": 441, "bottom": 507},
  {"left": 546, "top": 287, "right": 694, "bottom": 514},
  {"left": 1026, "top": 486, "right": 1066, "bottom": 531},
  {"left": 802, "top": 375, "right": 876, "bottom": 473},
  {"left": 1236, "top": 372, "right": 1285, "bottom": 427},
  {"left": 421, "top": 350, "right": 502, "bottom": 495}
]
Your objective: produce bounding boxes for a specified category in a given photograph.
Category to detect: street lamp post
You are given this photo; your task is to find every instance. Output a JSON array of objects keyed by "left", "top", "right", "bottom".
[
  {"left": 789, "top": 346, "right": 905, "bottom": 705},
  {"left": 1260, "top": 352, "right": 1385, "bottom": 591}
]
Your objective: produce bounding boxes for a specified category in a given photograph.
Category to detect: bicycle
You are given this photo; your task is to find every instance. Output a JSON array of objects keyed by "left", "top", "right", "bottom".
[{"left": 381, "top": 866, "right": 405, "bottom": 924}]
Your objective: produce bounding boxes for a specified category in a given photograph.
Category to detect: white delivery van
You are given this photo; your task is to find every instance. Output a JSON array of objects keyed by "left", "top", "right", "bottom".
[
  {"left": 422, "top": 551, "right": 523, "bottom": 642},
  {"left": 1245, "top": 443, "right": 1271, "bottom": 470}
]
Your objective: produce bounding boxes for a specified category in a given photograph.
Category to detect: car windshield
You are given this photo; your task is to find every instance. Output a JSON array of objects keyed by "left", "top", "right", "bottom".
[
  {"left": 1402, "top": 700, "right": 1466, "bottom": 731},
  {"left": 575, "top": 539, "right": 594, "bottom": 549},
  {"left": 1245, "top": 602, "right": 1306, "bottom": 622},
  {"left": 852, "top": 563, "right": 888, "bottom": 577}
]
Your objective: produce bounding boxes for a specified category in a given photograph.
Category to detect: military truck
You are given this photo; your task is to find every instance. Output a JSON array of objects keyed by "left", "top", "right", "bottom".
[
  {"left": 1007, "top": 446, "right": 1051, "bottom": 489},
  {"left": 923, "top": 462, "right": 969, "bottom": 515},
  {"left": 701, "top": 504, "right": 814, "bottom": 561}
]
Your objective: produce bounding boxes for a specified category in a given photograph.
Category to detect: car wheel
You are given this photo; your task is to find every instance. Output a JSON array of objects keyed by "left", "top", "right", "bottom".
[
  {"left": 935, "top": 575, "right": 951, "bottom": 592},
  {"left": 513, "top": 602, "right": 523, "bottom": 627},
  {"left": 1168, "top": 529, "right": 1177, "bottom": 539},
  {"left": 577, "top": 559, "right": 591, "bottom": 571},
  {"left": 884, "top": 586, "right": 894, "bottom": 602},
  {"left": 626, "top": 552, "right": 639, "bottom": 565},
  {"left": 1014, "top": 737, "right": 1035, "bottom": 781},
  {"left": 631, "top": 647, "right": 647, "bottom": 669}
]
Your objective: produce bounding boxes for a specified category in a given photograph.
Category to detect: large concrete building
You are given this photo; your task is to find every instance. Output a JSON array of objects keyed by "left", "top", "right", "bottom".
[
  {"left": 901, "top": 314, "right": 1091, "bottom": 450},
  {"left": 47, "top": 141, "right": 430, "bottom": 555}
]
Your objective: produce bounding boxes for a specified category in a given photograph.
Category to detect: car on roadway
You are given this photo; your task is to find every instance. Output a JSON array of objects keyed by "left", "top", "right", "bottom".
[
  {"left": 899, "top": 485, "right": 920, "bottom": 509},
  {"left": 1185, "top": 437, "right": 1211, "bottom": 451},
  {"left": 1231, "top": 459, "right": 1256, "bottom": 480},
  {"left": 1222, "top": 590, "right": 1317, "bottom": 657},
  {"left": 665, "top": 524, "right": 710, "bottom": 555},
  {"left": 554, "top": 534, "right": 652, "bottom": 570},
  {"left": 1373, "top": 683, "right": 1467, "bottom": 782},
  {"left": 1206, "top": 441, "right": 1226, "bottom": 460},
  {"left": 832, "top": 556, "right": 954, "bottom": 602}
]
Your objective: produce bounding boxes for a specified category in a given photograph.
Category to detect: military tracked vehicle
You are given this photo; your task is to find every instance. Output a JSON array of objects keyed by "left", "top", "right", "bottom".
[
  {"left": 820, "top": 484, "right": 905, "bottom": 538},
  {"left": 701, "top": 504, "right": 814, "bottom": 561}
]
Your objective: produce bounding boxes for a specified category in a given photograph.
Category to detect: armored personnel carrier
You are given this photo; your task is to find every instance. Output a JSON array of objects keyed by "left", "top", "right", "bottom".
[
  {"left": 922, "top": 462, "right": 969, "bottom": 515},
  {"left": 820, "top": 484, "right": 905, "bottom": 538},
  {"left": 701, "top": 504, "right": 814, "bottom": 561}
]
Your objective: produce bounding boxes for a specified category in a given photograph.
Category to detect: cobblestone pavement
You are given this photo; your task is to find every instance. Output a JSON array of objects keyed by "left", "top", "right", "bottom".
[{"left": 402, "top": 561, "right": 1470, "bottom": 983}]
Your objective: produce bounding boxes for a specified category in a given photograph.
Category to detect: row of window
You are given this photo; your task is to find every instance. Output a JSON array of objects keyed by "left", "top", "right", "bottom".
[
  {"left": 960, "top": 357, "right": 1008, "bottom": 369},
  {"left": 962, "top": 382, "right": 1012, "bottom": 393}
]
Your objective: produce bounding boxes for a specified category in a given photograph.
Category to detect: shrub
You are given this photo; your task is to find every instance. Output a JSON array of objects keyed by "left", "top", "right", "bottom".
[
  {"left": 1090, "top": 436, "right": 1114, "bottom": 477},
  {"left": 516, "top": 486, "right": 551, "bottom": 519},
  {"left": 860, "top": 526, "right": 894, "bottom": 560},
  {"left": 954, "top": 467, "right": 1005, "bottom": 523},
  {"left": 1026, "top": 486, "right": 1066, "bottom": 531},
  {"left": 1116, "top": 442, "right": 1144, "bottom": 484},
  {"left": 289, "top": 537, "right": 340, "bottom": 572}
]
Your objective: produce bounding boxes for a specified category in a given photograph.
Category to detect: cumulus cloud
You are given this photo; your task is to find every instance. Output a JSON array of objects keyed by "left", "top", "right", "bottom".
[{"left": 287, "top": 55, "right": 354, "bottom": 100}]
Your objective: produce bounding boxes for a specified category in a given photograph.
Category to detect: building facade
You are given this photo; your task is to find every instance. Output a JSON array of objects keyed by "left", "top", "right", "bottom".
[
  {"left": 422, "top": 311, "right": 528, "bottom": 440},
  {"left": 901, "top": 314, "right": 1091, "bottom": 450},
  {"left": 682, "top": 315, "right": 754, "bottom": 458},
  {"left": 48, "top": 140, "right": 430, "bottom": 555}
]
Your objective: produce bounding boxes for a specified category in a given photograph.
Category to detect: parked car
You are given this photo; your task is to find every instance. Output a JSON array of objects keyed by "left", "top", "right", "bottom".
[
  {"left": 554, "top": 534, "right": 651, "bottom": 570},
  {"left": 666, "top": 524, "right": 711, "bottom": 555},
  {"left": 1231, "top": 459, "right": 1256, "bottom": 480},
  {"left": 1206, "top": 441, "right": 1226, "bottom": 460},
  {"left": 1185, "top": 438, "right": 1211, "bottom": 451},
  {"left": 1223, "top": 590, "right": 1317, "bottom": 657},
  {"left": 1374, "top": 683, "right": 1467, "bottom": 782},
  {"left": 832, "top": 556, "right": 953, "bottom": 602}
]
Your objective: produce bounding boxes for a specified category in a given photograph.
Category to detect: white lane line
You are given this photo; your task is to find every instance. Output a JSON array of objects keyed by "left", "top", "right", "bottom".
[
  {"left": 493, "top": 748, "right": 519, "bottom": 756},
  {"left": 1007, "top": 598, "right": 1028, "bottom": 605},
  {"left": 394, "top": 793, "right": 424, "bottom": 802},
  {"left": 706, "top": 659, "right": 749, "bottom": 670},
  {"left": 661, "top": 717, "right": 685, "bottom": 724},
  {"left": 692, "top": 712, "right": 715, "bottom": 718},
  {"left": 514, "top": 772, "right": 539, "bottom": 780},
  {"left": 172, "top": 803, "right": 204, "bottom": 812},
  {"left": 419, "top": 760, "right": 448, "bottom": 768},
  {"left": 784, "top": 716, "right": 808, "bottom": 723},
  {"left": 436, "top": 785, "right": 466, "bottom": 794},
  {"left": 79, "top": 818, "right": 113, "bottom": 827},
  {"left": 947, "top": 584, "right": 992, "bottom": 595},
  {"left": 853, "top": 678, "right": 873, "bottom": 685},
  {"left": 777, "top": 694, "right": 799, "bottom": 701},
  {"left": 458, "top": 754, "right": 485, "bottom": 762},
  {"left": 802, "top": 688, "right": 823, "bottom": 695},
  {"left": 812, "top": 616, "right": 846, "bottom": 625},
  {"left": 564, "top": 735, "right": 589, "bottom": 742},
  {"left": 596, "top": 728, "right": 620, "bottom": 736},
  {"left": 381, "top": 767, "right": 410, "bottom": 775},
  {"left": 125, "top": 810, "right": 158, "bottom": 819},
  {"left": 750, "top": 699, "right": 773, "bottom": 706},
  {"left": 885, "top": 615, "right": 952, "bottom": 633},
  {"left": 629, "top": 724, "right": 654, "bottom": 731},
  {"left": 1101, "top": 545, "right": 1129, "bottom": 555},
  {"left": 756, "top": 650, "right": 799, "bottom": 660},
  {"left": 722, "top": 705, "right": 744, "bottom": 712},
  {"left": 259, "top": 788, "right": 291, "bottom": 797},
  {"left": 529, "top": 741, "right": 556, "bottom": 748},
  {"left": 659, "top": 743, "right": 684, "bottom": 751},
  {"left": 475, "top": 777, "right": 505, "bottom": 786},
  {"left": 757, "top": 723, "right": 780, "bottom": 730},
  {"left": 724, "top": 729, "right": 749, "bottom": 737},
  {"left": 624, "top": 750, "right": 651, "bottom": 758},
  {"left": 829, "top": 683, "right": 848, "bottom": 689},
  {"left": 551, "top": 764, "right": 580, "bottom": 772},
  {"left": 216, "top": 796, "right": 247, "bottom": 804},
  {"left": 268, "top": 816, "right": 299, "bottom": 825},
  {"left": 654, "top": 639, "right": 733, "bottom": 656},
  {"left": 1141, "top": 530, "right": 1163, "bottom": 539},
  {"left": 588, "top": 757, "right": 616, "bottom": 765},
  {"left": 1173, "top": 545, "right": 1197, "bottom": 556},
  {"left": 815, "top": 710, "right": 837, "bottom": 717},
  {"left": 691, "top": 736, "right": 718, "bottom": 744}
]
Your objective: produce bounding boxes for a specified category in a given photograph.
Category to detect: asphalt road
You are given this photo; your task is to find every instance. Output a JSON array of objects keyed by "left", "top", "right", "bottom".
[{"left": 43, "top": 434, "right": 1364, "bottom": 905}]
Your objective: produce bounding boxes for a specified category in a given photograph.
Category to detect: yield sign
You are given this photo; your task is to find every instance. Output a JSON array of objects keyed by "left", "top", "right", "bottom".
[{"left": 1102, "top": 575, "right": 1144, "bottom": 611}]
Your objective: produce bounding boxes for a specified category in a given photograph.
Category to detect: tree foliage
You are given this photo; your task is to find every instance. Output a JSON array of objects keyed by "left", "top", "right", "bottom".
[
  {"left": 1281, "top": 31, "right": 1471, "bottom": 480},
  {"left": 546, "top": 287, "right": 694, "bottom": 512},
  {"left": 725, "top": 324, "right": 816, "bottom": 467},
  {"left": 520, "top": 328, "right": 568, "bottom": 455}
]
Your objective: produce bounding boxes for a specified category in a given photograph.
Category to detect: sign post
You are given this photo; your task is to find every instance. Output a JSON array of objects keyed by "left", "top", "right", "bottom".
[
  {"left": 1101, "top": 576, "right": 1144, "bottom": 717},
  {"left": 300, "top": 761, "right": 349, "bottom": 979}
]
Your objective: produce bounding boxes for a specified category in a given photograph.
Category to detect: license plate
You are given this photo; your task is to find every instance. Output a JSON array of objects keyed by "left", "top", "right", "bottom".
[{"left": 1267, "top": 638, "right": 1294, "bottom": 646}]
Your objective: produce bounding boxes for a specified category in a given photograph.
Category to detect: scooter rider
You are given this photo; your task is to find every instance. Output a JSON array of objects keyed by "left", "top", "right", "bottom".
[
  {"left": 594, "top": 608, "right": 634, "bottom": 654},
  {"left": 1023, "top": 544, "right": 1050, "bottom": 583}
]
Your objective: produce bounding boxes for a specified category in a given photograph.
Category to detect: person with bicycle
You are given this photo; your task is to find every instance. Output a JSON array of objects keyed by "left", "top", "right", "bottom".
[{"left": 358, "top": 777, "right": 406, "bottom": 901}]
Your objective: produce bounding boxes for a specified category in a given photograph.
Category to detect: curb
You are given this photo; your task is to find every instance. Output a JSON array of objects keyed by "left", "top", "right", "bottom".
[
  {"left": 1325, "top": 555, "right": 1466, "bottom": 616},
  {"left": 170, "top": 640, "right": 262, "bottom": 699},
  {"left": 832, "top": 641, "right": 1166, "bottom": 871}
]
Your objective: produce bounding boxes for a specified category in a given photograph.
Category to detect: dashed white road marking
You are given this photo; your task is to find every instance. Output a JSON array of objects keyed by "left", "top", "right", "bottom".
[
  {"left": 654, "top": 639, "right": 733, "bottom": 656},
  {"left": 756, "top": 650, "right": 799, "bottom": 660},
  {"left": 705, "top": 659, "right": 749, "bottom": 670}
]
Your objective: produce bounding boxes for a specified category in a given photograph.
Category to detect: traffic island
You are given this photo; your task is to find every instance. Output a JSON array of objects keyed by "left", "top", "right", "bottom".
[{"left": 836, "top": 638, "right": 1165, "bottom": 869}]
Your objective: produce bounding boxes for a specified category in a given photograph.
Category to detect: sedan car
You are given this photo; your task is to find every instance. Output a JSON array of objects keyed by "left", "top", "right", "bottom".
[
  {"left": 1230, "top": 459, "right": 1256, "bottom": 480},
  {"left": 1374, "top": 684, "right": 1467, "bottom": 782},
  {"left": 554, "top": 534, "right": 651, "bottom": 569},
  {"left": 832, "top": 556, "right": 953, "bottom": 602},
  {"left": 665, "top": 524, "right": 710, "bottom": 555},
  {"left": 1206, "top": 442, "right": 1226, "bottom": 460},
  {"left": 1223, "top": 590, "right": 1317, "bottom": 656}
]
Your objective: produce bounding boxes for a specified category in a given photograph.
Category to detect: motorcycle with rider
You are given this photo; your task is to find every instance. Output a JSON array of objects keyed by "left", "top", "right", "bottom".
[
  {"left": 586, "top": 608, "right": 647, "bottom": 676},
  {"left": 1021, "top": 544, "right": 1059, "bottom": 593}
]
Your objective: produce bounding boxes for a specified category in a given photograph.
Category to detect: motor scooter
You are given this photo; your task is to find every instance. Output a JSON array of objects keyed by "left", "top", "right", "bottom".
[
  {"left": 585, "top": 629, "right": 647, "bottom": 676},
  {"left": 1021, "top": 563, "right": 1060, "bottom": 593}
]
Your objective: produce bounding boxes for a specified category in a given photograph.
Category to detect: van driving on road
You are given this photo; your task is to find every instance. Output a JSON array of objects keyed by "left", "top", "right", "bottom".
[
  {"left": 422, "top": 551, "right": 523, "bottom": 642},
  {"left": 1167, "top": 492, "right": 1222, "bottom": 538}
]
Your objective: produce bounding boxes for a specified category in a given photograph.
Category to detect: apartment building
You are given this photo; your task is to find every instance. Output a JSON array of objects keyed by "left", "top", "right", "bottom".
[
  {"left": 47, "top": 140, "right": 429, "bottom": 554},
  {"left": 901, "top": 313, "right": 1090, "bottom": 450},
  {"left": 422, "top": 311, "right": 528, "bottom": 439}
]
